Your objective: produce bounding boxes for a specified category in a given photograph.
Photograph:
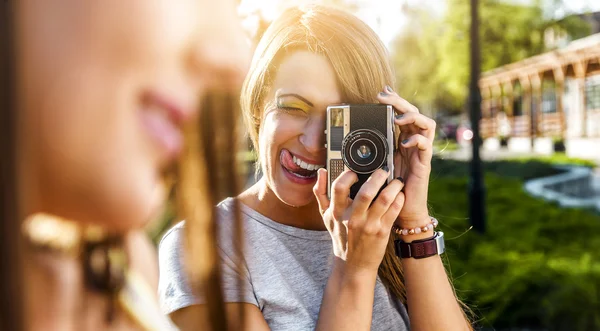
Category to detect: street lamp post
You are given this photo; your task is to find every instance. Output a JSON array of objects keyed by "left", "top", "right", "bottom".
[{"left": 469, "top": 0, "right": 486, "bottom": 233}]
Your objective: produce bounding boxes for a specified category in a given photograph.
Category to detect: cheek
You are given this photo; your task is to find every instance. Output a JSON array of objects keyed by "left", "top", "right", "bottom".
[
  {"left": 259, "top": 114, "right": 304, "bottom": 161},
  {"left": 35, "top": 98, "right": 160, "bottom": 228},
  {"left": 23, "top": 57, "right": 159, "bottom": 227}
]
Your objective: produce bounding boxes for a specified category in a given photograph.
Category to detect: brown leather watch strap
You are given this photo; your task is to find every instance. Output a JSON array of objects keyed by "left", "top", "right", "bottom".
[{"left": 394, "top": 232, "right": 445, "bottom": 259}]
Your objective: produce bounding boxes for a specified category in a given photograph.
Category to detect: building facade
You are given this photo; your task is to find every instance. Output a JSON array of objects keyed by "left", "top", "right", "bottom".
[{"left": 479, "top": 32, "right": 600, "bottom": 160}]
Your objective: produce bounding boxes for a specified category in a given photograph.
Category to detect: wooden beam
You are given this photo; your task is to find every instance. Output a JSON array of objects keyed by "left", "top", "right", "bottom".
[
  {"left": 530, "top": 72, "right": 542, "bottom": 91},
  {"left": 519, "top": 75, "right": 532, "bottom": 139},
  {"left": 553, "top": 66, "right": 566, "bottom": 138},
  {"left": 530, "top": 73, "right": 543, "bottom": 138},
  {"left": 490, "top": 83, "right": 502, "bottom": 136},
  {"left": 553, "top": 66, "right": 565, "bottom": 84},
  {"left": 503, "top": 79, "right": 514, "bottom": 117},
  {"left": 574, "top": 59, "right": 589, "bottom": 137},
  {"left": 480, "top": 86, "right": 491, "bottom": 119},
  {"left": 519, "top": 75, "right": 531, "bottom": 137},
  {"left": 573, "top": 60, "right": 587, "bottom": 78}
]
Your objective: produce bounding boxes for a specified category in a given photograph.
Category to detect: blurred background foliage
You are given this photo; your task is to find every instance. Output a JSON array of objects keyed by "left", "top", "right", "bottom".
[{"left": 391, "top": 0, "right": 590, "bottom": 115}]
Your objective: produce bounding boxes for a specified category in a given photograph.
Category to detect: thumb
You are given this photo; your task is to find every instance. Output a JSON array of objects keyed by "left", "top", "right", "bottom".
[{"left": 313, "top": 168, "right": 330, "bottom": 215}]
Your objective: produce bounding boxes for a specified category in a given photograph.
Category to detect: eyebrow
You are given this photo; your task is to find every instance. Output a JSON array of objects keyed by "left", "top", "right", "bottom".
[{"left": 277, "top": 93, "right": 314, "bottom": 107}]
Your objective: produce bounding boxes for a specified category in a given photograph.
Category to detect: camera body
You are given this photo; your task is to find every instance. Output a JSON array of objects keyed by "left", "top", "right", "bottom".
[{"left": 326, "top": 104, "right": 396, "bottom": 200}]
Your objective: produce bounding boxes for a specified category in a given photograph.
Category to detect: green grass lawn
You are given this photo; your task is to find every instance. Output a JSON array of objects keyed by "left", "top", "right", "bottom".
[{"left": 430, "top": 157, "right": 600, "bottom": 331}]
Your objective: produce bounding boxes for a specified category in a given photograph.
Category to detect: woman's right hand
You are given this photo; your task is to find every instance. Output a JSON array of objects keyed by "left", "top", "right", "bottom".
[{"left": 313, "top": 168, "right": 405, "bottom": 273}]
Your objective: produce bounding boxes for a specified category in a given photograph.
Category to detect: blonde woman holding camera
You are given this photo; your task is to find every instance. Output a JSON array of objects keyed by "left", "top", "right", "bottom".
[{"left": 160, "top": 5, "right": 472, "bottom": 331}]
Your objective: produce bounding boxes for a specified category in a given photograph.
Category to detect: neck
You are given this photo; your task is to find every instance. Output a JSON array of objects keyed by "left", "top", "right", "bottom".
[
  {"left": 239, "top": 178, "right": 326, "bottom": 231},
  {"left": 25, "top": 247, "right": 84, "bottom": 331}
]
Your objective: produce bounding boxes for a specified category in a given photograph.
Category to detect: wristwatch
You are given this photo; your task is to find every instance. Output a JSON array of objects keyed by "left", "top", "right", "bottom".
[{"left": 394, "top": 232, "right": 445, "bottom": 259}]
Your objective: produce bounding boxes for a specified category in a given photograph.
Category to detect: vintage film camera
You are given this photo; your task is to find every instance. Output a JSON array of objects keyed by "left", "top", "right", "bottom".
[{"left": 326, "top": 104, "right": 396, "bottom": 199}]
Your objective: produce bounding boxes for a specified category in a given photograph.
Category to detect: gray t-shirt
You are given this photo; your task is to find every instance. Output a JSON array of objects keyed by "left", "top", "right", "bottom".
[{"left": 158, "top": 198, "right": 410, "bottom": 331}]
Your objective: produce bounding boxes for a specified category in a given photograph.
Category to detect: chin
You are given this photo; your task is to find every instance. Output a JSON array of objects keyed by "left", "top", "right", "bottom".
[
  {"left": 99, "top": 170, "right": 165, "bottom": 232},
  {"left": 103, "top": 194, "right": 162, "bottom": 233}
]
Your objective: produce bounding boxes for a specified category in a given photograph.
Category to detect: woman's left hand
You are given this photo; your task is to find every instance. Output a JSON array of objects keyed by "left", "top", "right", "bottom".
[{"left": 377, "top": 86, "right": 435, "bottom": 228}]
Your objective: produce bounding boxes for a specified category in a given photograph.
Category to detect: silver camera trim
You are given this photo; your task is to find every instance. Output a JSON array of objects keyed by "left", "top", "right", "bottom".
[{"left": 326, "top": 104, "right": 395, "bottom": 199}]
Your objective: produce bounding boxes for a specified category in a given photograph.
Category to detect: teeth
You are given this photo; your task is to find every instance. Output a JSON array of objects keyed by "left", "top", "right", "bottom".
[{"left": 291, "top": 153, "right": 324, "bottom": 171}]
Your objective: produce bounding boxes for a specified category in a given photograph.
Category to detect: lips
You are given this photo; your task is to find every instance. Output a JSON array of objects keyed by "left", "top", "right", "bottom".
[
  {"left": 280, "top": 149, "right": 321, "bottom": 179},
  {"left": 140, "top": 107, "right": 183, "bottom": 158},
  {"left": 140, "top": 90, "right": 193, "bottom": 160}
]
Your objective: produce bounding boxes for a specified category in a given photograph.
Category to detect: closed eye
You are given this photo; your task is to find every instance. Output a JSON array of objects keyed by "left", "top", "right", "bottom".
[{"left": 276, "top": 105, "right": 308, "bottom": 116}]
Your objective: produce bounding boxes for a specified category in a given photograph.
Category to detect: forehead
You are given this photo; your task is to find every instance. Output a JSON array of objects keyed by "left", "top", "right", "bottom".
[{"left": 270, "top": 50, "right": 342, "bottom": 106}]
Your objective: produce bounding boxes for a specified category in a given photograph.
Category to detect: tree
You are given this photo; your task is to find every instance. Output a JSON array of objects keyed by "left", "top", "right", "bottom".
[
  {"left": 391, "top": 0, "right": 591, "bottom": 115},
  {"left": 391, "top": 7, "right": 447, "bottom": 116}
]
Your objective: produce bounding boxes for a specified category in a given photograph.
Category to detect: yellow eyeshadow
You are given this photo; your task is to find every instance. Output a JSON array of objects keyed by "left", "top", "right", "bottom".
[{"left": 276, "top": 97, "right": 310, "bottom": 111}]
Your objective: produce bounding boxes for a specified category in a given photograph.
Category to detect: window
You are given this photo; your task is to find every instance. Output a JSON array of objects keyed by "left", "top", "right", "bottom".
[
  {"left": 585, "top": 77, "right": 600, "bottom": 111},
  {"left": 512, "top": 83, "right": 523, "bottom": 116},
  {"left": 513, "top": 95, "right": 523, "bottom": 116},
  {"left": 542, "top": 80, "right": 556, "bottom": 113},
  {"left": 542, "top": 90, "right": 557, "bottom": 113}
]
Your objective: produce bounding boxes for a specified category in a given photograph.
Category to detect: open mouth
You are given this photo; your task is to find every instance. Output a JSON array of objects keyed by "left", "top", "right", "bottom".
[{"left": 280, "top": 149, "right": 324, "bottom": 180}]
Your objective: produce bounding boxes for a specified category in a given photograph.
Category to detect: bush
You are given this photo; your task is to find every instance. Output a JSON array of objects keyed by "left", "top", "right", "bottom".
[
  {"left": 430, "top": 158, "right": 600, "bottom": 330},
  {"left": 431, "top": 158, "right": 564, "bottom": 181}
]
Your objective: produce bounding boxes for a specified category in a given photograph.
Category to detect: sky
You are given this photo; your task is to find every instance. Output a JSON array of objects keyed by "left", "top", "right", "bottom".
[{"left": 238, "top": 0, "right": 600, "bottom": 48}]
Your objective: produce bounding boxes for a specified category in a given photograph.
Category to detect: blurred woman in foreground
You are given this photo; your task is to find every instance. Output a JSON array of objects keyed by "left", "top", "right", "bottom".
[{"left": 1, "top": 0, "right": 250, "bottom": 330}]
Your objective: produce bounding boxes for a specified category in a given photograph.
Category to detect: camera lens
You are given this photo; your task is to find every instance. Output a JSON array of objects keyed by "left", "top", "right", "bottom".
[
  {"left": 349, "top": 139, "right": 376, "bottom": 166},
  {"left": 357, "top": 145, "right": 371, "bottom": 159},
  {"left": 341, "top": 129, "right": 387, "bottom": 174}
]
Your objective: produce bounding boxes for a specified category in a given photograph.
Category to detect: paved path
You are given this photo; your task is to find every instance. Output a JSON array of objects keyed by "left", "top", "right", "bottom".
[{"left": 438, "top": 146, "right": 600, "bottom": 200}]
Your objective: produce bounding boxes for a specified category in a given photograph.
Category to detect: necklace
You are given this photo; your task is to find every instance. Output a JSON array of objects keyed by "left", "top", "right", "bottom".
[{"left": 22, "top": 213, "right": 179, "bottom": 331}]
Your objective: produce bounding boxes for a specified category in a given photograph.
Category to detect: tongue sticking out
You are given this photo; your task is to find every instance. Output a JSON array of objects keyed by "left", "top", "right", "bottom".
[{"left": 280, "top": 149, "right": 317, "bottom": 177}]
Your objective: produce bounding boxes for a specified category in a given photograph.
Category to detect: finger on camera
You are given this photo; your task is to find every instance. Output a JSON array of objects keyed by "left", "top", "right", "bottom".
[
  {"left": 351, "top": 168, "right": 390, "bottom": 215},
  {"left": 313, "top": 168, "right": 330, "bottom": 214},
  {"left": 331, "top": 170, "right": 358, "bottom": 218},
  {"left": 368, "top": 177, "right": 405, "bottom": 220},
  {"left": 382, "top": 191, "right": 406, "bottom": 227},
  {"left": 377, "top": 92, "right": 419, "bottom": 114},
  {"left": 395, "top": 113, "right": 436, "bottom": 138},
  {"left": 401, "top": 134, "right": 431, "bottom": 151}
]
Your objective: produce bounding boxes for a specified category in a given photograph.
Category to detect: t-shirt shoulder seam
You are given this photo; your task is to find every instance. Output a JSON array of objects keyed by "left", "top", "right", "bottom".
[{"left": 158, "top": 221, "right": 186, "bottom": 247}]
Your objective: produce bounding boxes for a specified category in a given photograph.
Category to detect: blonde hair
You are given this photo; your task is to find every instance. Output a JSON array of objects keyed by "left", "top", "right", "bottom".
[
  {"left": 178, "top": 91, "right": 246, "bottom": 330},
  {"left": 240, "top": 4, "right": 407, "bottom": 302}
]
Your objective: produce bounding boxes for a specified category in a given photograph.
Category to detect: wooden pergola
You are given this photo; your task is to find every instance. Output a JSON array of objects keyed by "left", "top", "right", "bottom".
[{"left": 479, "top": 33, "right": 600, "bottom": 139}]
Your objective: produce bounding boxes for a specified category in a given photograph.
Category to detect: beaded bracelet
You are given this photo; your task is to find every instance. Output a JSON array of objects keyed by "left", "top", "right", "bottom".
[{"left": 392, "top": 217, "right": 439, "bottom": 236}]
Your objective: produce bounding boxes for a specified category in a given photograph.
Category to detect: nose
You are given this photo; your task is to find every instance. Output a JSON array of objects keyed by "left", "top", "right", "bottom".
[
  {"left": 300, "top": 114, "right": 327, "bottom": 156},
  {"left": 189, "top": 4, "right": 251, "bottom": 91}
]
